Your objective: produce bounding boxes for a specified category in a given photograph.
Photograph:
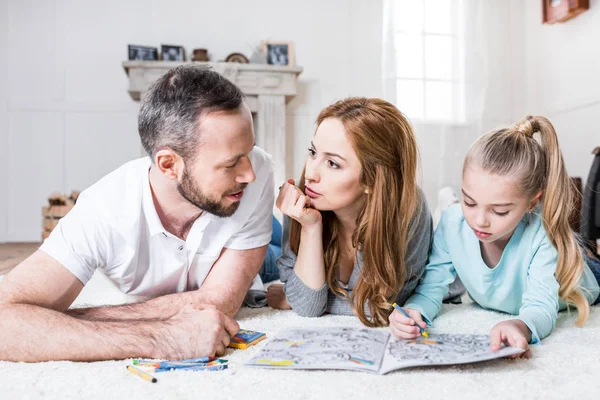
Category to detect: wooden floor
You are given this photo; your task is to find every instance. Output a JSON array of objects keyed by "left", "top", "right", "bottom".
[{"left": 0, "top": 243, "right": 40, "bottom": 275}]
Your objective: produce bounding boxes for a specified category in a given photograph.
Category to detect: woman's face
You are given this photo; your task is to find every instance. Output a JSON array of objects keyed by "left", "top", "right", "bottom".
[{"left": 303, "top": 118, "right": 367, "bottom": 213}]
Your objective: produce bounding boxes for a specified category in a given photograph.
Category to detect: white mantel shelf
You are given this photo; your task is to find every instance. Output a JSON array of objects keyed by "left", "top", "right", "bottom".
[
  {"left": 122, "top": 61, "right": 303, "bottom": 190},
  {"left": 123, "top": 61, "right": 303, "bottom": 103}
]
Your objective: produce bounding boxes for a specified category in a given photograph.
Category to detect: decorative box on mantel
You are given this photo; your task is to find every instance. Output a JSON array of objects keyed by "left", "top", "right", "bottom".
[{"left": 123, "top": 61, "right": 303, "bottom": 187}]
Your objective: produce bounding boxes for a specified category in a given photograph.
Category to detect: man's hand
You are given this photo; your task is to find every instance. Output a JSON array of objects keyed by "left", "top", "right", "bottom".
[
  {"left": 388, "top": 307, "right": 427, "bottom": 339},
  {"left": 277, "top": 179, "right": 322, "bottom": 229},
  {"left": 490, "top": 320, "right": 532, "bottom": 359},
  {"left": 153, "top": 304, "right": 239, "bottom": 360}
]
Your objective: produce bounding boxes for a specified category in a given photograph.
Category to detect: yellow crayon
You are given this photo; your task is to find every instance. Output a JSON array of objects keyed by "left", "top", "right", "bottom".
[{"left": 126, "top": 365, "right": 157, "bottom": 383}]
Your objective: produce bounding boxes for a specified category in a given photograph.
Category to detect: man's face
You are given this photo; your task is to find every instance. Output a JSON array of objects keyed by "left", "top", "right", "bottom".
[{"left": 178, "top": 105, "right": 256, "bottom": 218}]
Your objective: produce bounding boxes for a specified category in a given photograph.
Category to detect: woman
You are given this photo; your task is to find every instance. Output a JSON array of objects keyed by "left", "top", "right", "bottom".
[{"left": 267, "top": 97, "right": 438, "bottom": 327}]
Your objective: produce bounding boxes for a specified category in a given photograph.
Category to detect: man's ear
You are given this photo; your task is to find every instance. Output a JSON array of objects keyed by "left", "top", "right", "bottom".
[
  {"left": 155, "top": 149, "right": 183, "bottom": 180},
  {"left": 529, "top": 191, "right": 543, "bottom": 211}
]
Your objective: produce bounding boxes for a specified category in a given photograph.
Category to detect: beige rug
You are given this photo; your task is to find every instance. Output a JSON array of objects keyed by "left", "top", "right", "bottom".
[{"left": 0, "top": 271, "right": 599, "bottom": 399}]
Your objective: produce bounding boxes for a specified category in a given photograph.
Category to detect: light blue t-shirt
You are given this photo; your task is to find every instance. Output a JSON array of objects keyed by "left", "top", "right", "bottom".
[{"left": 404, "top": 204, "right": 600, "bottom": 343}]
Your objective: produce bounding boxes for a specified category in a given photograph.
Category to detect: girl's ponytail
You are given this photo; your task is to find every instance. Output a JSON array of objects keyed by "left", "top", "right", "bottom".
[{"left": 514, "top": 116, "right": 588, "bottom": 325}]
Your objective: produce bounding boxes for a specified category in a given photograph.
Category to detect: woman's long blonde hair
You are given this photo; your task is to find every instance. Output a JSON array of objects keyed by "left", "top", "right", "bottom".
[
  {"left": 289, "top": 97, "right": 421, "bottom": 327},
  {"left": 464, "top": 115, "right": 589, "bottom": 325}
]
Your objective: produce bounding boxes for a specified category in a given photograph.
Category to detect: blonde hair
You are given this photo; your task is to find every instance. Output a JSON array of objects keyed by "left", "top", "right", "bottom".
[
  {"left": 464, "top": 115, "right": 589, "bottom": 325},
  {"left": 289, "top": 97, "right": 420, "bottom": 327}
]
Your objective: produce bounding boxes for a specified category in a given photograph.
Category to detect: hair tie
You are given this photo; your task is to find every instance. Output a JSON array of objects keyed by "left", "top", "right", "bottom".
[
  {"left": 525, "top": 116, "right": 540, "bottom": 134},
  {"left": 514, "top": 116, "right": 538, "bottom": 138}
]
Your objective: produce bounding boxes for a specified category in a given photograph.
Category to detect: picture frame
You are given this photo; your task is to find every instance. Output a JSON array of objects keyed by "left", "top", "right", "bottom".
[
  {"left": 261, "top": 41, "right": 295, "bottom": 67},
  {"left": 128, "top": 45, "right": 158, "bottom": 61},
  {"left": 161, "top": 44, "right": 186, "bottom": 62},
  {"left": 225, "top": 52, "right": 249, "bottom": 64},
  {"left": 542, "top": 0, "right": 589, "bottom": 24}
]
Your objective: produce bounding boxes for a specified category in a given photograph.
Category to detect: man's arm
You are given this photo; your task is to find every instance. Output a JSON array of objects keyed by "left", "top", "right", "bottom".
[
  {"left": 0, "top": 251, "right": 238, "bottom": 362},
  {"left": 190, "top": 245, "right": 268, "bottom": 317},
  {"left": 0, "top": 302, "right": 156, "bottom": 362},
  {"left": 65, "top": 245, "right": 267, "bottom": 321},
  {"left": 0, "top": 250, "right": 84, "bottom": 310}
]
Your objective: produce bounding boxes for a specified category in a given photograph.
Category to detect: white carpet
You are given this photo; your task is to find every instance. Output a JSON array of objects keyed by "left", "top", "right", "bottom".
[{"left": 1, "top": 271, "right": 600, "bottom": 400}]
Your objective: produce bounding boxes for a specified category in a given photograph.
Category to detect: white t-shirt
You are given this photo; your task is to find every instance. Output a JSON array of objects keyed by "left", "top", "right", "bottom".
[{"left": 40, "top": 147, "right": 274, "bottom": 297}]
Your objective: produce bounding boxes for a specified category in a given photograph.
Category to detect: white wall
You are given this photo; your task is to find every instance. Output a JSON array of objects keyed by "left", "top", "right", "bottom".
[
  {"left": 512, "top": 0, "right": 600, "bottom": 181},
  {"left": 1, "top": 1, "right": 9, "bottom": 242},
  {"left": 1, "top": 0, "right": 382, "bottom": 242},
  {"left": 6, "top": 0, "right": 595, "bottom": 243}
]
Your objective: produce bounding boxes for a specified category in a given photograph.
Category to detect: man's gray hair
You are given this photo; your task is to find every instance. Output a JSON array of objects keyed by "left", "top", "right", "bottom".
[{"left": 138, "top": 65, "right": 244, "bottom": 162}]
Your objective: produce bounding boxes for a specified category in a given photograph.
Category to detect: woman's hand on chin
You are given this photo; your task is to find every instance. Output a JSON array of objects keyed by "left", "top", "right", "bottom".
[{"left": 276, "top": 179, "right": 322, "bottom": 228}]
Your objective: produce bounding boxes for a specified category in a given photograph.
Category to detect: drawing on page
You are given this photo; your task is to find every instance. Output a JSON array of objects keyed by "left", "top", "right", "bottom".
[
  {"left": 386, "top": 333, "right": 494, "bottom": 364},
  {"left": 251, "top": 327, "right": 388, "bottom": 367}
]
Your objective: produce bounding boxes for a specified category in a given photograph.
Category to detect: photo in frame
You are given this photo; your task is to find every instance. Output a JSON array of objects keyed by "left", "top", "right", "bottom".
[
  {"left": 128, "top": 45, "right": 158, "bottom": 61},
  {"left": 542, "top": 0, "right": 589, "bottom": 24},
  {"left": 261, "top": 41, "right": 295, "bottom": 67},
  {"left": 161, "top": 45, "right": 186, "bottom": 61}
]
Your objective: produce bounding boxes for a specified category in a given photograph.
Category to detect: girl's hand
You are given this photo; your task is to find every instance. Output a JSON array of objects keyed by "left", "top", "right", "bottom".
[
  {"left": 276, "top": 179, "right": 322, "bottom": 228},
  {"left": 490, "top": 320, "right": 532, "bottom": 359},
  {"left": 388, "top": 308, "right": 427, "bottom": 339}
]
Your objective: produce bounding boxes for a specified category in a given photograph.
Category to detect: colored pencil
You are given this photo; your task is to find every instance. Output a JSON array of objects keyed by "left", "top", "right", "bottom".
[
  {"left": 392, "top": 302, "right": 429, "bottom": 338},
  {"left": 126, "top": 365, "right": 157, "bottom": 383}
]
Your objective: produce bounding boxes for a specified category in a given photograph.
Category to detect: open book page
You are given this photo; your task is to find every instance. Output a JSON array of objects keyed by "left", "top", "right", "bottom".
[
  {"left": 245, "top": 327, "right": 389, "bottom": 373},
  {"left": 379, "top": 333, "right": 524, "bottom": 374},
  {"left": 246, "top": 328, "right": 524, "bottom": 374}
]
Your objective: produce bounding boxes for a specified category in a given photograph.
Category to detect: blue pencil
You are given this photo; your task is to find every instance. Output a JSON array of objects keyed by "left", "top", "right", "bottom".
[
  {"left": 392, "top": 302, "right": 428, "bottom": 338},
  {"left": 133, "top": 357, "right": 226, "bottom": 367},
  {"left": 154, "top": 364, "right": 228, "bottom": 373},
  {"left": 177, "top": 356, "right": 217, "bottom": 363}
]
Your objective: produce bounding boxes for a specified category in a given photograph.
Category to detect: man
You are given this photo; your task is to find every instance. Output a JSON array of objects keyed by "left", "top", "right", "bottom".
[{"left": 0, "top": 65, "right": 274, "bottom": 362}]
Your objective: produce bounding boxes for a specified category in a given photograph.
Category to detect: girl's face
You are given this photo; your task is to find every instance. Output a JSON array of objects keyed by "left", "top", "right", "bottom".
[
  {"left": 303, "top": 118, "right": 367, "bottom": 213},
  {"left": 461, "top": 164, "right": 539, "bottom": 244}
]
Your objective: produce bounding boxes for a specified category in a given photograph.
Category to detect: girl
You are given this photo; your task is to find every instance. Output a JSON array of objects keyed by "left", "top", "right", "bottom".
[
  {"left": 268, "top": 97, "right": 449, "bottom": 327},
  {"left": 392, "top": 115, "right": 600, "bottom": 356}
]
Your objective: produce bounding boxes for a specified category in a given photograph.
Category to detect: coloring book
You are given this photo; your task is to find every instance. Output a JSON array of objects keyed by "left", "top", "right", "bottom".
[{"left": 245, "top": 327, "right": 523, "bottom": 374}]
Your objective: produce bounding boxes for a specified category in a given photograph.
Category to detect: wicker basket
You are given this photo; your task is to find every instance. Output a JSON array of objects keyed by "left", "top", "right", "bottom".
[{"left": 41, "top": 191, "right": 79, "bottom": 240}]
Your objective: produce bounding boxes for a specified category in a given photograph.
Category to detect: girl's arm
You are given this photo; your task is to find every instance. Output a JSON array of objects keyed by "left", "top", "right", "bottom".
[
  {"left": 402, "top": 210, "right": 458, "bottom": 324},
  {"left": 488, "top": 236, "right": 559, "bottom": 357},
  {"left": 395, "top": 192, "right": 434, "bottom": 305},
  {"left": 515, "top": 236, "right": 560, "bottom": 343}
]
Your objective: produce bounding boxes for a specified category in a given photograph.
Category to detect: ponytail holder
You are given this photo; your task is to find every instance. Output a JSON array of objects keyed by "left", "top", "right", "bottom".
[
  {"left": 514, "top": 116, "right": 539, "bottom": 138},
  {"left": 525, "top": 116, "right": 540, "bottom": 134}
]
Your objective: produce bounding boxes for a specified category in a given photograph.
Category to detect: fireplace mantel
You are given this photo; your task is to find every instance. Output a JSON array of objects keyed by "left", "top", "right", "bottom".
[{"left": 122, "top": 61, "right": 303, "bottom": 187}]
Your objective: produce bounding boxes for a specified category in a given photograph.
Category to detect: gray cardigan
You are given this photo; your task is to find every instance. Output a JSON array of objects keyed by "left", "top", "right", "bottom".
[{"left": 277, "top": 190, "right": 435, "bottom": 318}]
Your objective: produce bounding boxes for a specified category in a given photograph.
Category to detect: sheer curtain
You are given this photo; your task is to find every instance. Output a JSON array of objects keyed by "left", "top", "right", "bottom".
[{"left": 382, "top": 0, "right": 505, "bottom": 212}]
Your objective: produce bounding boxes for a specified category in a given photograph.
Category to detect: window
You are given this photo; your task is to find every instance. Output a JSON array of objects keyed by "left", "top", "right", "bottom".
[{"left": 392, "top": 0, "right": 465, "bottom": 123}]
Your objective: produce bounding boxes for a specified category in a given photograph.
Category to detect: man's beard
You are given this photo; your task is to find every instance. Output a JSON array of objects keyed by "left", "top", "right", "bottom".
[{"left": 177, "top": 167, "right": 245, "bottom": 218}]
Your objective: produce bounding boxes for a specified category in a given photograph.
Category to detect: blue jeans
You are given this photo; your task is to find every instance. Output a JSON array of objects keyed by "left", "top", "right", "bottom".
[
  {"left": 585, "top": 251, "right": 600, "bottom": 305},
  {"left": 259, "top": 216, "right": 282, "bottom": 283}
]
